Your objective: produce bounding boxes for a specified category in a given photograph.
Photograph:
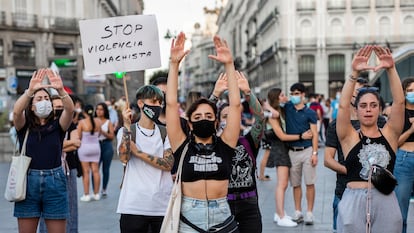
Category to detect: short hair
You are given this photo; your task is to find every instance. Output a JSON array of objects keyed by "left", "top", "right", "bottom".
[
  {"left": 290, "top": 83, "right": 305, "bottom": 93},
  {"left": 186, "top": 98, "right": 217, "bottom": 121},
  {"left": 150, "top": 76, "right": 168, "bottom": 86},
  {"left": 402, "top": 77, "right": 414, "bottom": 93},
  {"left": 135, "top": 85, "right": 164, "bottom": 102}
]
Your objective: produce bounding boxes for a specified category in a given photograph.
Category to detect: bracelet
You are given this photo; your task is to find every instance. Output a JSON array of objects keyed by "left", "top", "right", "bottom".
[
  {"left": 25, "top": 89, "right": 34, "bottom": 98},
  {"left": 299, "top": 133, "right": 303, "bottom": 140},
  {"left": 60, "top": 94, "right": 69, "bottom": 99},
  {"left": 209, "top": 94, "right": 219, "bottom": 103},
  {"left": 348, "top": 74, "right": 357, "bottom": 82}
]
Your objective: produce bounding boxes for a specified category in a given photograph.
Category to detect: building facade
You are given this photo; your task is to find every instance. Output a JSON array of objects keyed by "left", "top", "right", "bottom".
[
  {"left": 189, "top": 0, "right": 414, "bottom": 100},
  {"left": 0, "top": 0, "right": 144, "bottom": 113}
]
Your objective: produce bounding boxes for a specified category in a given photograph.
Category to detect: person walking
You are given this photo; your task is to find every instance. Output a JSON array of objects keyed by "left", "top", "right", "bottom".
[
  {"left": 95, "top": 102, "right": 115, "bottom": 197},
  {"left": 77, "top": 104, "right": 102, "bottom": 202},
  {"left": 12, "top": 68, "right": 74, "bottom": 233},
  {"left": 336, "top": 45, "right": 403, "bottom": 232}
]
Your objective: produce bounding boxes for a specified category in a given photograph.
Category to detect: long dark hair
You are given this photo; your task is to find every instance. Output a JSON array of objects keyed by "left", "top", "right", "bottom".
[
  {"left": 25, "top": 88, "right": 54, "bottom": 129},
  {"left": 83, "top": 104, "right": 96, "bottom": 135},
  {"left": 95, "top": 102, "right": 110, "bottom": 120},
  {"left": 267, "top": 88, "right": 285, "bottom": 121}
]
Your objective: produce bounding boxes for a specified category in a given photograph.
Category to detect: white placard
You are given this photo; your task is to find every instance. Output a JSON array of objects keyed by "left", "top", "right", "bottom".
[{"left": 79, "top": 15, "right": 161, "bottom": 76}]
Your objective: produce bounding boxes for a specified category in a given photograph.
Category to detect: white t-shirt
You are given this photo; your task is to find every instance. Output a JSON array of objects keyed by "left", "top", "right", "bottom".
[{"left": 116, "top": 124, "right": 172, "bottom": 216}]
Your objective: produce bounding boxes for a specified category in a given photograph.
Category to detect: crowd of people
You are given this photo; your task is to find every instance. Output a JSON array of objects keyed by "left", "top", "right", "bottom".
[{"left": 8, "top": 32, "right": 414, "bottom": 233}]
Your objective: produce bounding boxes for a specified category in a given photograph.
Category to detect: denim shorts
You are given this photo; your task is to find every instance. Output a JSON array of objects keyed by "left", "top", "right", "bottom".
[
  {"left": 14, "top": 166, "right": 68, "bottom": 219},
  {"left": 179, "top": 196, "right": 231, "bottom": 232}
]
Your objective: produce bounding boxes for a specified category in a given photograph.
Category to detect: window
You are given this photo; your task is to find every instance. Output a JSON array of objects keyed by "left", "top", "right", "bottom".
[
  {"left": 355, "top": 17, "right": 367, "bottom": 37},
  {"left": 403, "top": 16, "right": 414, "bottom": 35},
  {"left": 330, "top": 18, "right": 343, "bottom": 37},
  {"left": 12, "top": 41, "right": 35, "bottom": 66},
  {"left": 328, "top": 54, "right": 345, "bottom": 98},
  {"left": 54, "top": 43, "right": 73, "bottom": 56},
  {"left": 0, "top": 40, "right": 3, "bottom": 66},
  {"left": 379, "top": 16, "right": 391, "bottom": 38},
  {"left": 298, "top": 55, "right": 315, "bottom": 92},
  {"left": 300, "top": 19, "right": 313, "bottom": 38}
]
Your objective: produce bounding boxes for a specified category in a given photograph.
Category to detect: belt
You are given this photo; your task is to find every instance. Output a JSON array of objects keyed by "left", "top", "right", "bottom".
[
  {"left": 289, "top": 146, "right": 310, "bottom": 152},
  {"left": 99, "top": 139, "right": 111, "bottom": 143},
  {"left": 227, "top": 190, "right": 257, "bottom": 201}
]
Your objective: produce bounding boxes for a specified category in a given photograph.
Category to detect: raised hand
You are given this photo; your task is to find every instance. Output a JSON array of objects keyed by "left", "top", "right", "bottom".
[
  {"left": 169, "top": 32, "right": 190, "bottom": 64},
  {"left": 208, "top": 35, "right": 233, "bottom": 64},
  {"left": 27, "top": 68, "right": 48, "bottom": 94},
  {"left": 352, "top": 45, "right": 375, "bottom": 72},
  {"left": 213, "top": 73, "right": 228, "bottom": 96},
  {"left": 236, "top": 71, "right": 250, "bottom": 95},
  {"left": 373, "top": 46, "right": 394, "bottom": 72},
  {"left": 46, "top": 69, "right": 64, "bottom": 91}
]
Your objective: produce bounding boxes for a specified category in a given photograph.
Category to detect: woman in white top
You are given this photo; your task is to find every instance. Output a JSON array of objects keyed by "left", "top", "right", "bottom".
[{"left": 95, "top": 102, "right": 115, "bottom": 197}]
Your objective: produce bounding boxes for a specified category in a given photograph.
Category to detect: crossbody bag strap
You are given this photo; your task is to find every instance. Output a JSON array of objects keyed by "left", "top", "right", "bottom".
[
  {"left": 180, "top": 214, "right": 206, "bottom": 233},
  {"left": 175, "top": 142, "right": 189, "bottom": 184}
]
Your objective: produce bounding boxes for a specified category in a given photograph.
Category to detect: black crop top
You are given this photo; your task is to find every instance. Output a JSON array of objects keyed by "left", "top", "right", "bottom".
[
  {"left": 173, "top": 137, "right": 235, "bottom": 182},
  {"left": 403, "top": 108, "right": 414, "bottom": 142},
  {"left": 345, "top": 130, "right": 396, "bottom": 184}
]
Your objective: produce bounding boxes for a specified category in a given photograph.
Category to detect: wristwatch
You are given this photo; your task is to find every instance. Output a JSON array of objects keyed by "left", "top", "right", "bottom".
[{"left": 312, "top": 151, "right": 318, "bottom": 155}]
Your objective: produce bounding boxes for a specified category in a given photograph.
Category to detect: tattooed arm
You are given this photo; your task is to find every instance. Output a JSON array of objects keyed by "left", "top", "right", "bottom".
[{"left": 130, "top": 142, "right": 174, "bottom": 171}]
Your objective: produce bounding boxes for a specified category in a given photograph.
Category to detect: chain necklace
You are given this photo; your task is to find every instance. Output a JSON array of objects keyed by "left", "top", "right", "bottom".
[{"left": 137, "top": 124, "right": 155, "bottom": 137}]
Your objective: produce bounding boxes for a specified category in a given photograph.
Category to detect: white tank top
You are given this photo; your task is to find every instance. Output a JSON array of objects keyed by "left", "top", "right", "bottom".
[{"left": 98, "top": 120, "right": 109, "bottom": 140}]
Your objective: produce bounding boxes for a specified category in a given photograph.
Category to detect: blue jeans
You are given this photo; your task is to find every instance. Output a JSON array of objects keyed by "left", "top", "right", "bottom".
[
  {"left": 394, "top": 149, "right": 414, "bottom": 233},
  {"left": 99, "top": 140, "right": 113, "bottom": 191},
  {"left": 332, "top": 194, "right": 341, "bottom": 232},
  {"left": 38, "top": 168, "right": 78, "bottom": 233},
  {"left": 179, "top": 196, "right": 231, "bottom": 233}
]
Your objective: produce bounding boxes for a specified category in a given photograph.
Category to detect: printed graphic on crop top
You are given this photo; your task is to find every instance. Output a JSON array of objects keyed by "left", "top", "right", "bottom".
[
  {"left": 189, "top": 151, "right": 222, "bottom": 172},
  {"left": 229, "top": 144, "right": 254, "bottom": 189},
  {"left": 358, "top": 139, "right": 390, "bottom": 180}
]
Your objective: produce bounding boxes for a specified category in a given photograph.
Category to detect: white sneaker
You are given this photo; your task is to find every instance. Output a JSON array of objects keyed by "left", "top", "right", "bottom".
[
  {"left": 304, "top": 212, "right": 314, "bottom": 225},
  {"left": 80, "top": 194, "right": 91, "bottom": 202},
  {"left": 93, "top": 193, "right": 101, "bottom": 201},
  {"left": 277, "top": 216, "right": 298, "bottom": 227},
  {"left": 292, "top": 210, "right": 303, "bottom": 223},
  {"left": 274, "top": 212, "right": 292, "bottom": 222}
]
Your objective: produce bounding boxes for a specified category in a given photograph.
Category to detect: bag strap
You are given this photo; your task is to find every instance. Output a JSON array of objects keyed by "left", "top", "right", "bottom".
[
  {"left": 366, "top": 166, "right": 373, "bottom": 233},
  {"left": 20, "top": 130, "right": 29, "bottom": 157},
  {"left": 175, "top": 142, "right": 189, "bottom": 184},
  {"left": 180, "top": 214, "right": 207, "bottom": 233}
]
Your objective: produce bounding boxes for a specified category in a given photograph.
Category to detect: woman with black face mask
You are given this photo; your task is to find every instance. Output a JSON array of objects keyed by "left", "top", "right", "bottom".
[{"left": 166, "top": 32, "right": 241, "bottom": 232}]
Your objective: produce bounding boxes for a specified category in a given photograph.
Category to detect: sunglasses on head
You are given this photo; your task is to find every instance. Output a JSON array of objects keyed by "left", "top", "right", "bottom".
[
  {"left": 356, "top": 78, "right": 368, "bottom": 84},
  {"left": 357, "top": 86, "right": 379, "bottom": 93}
]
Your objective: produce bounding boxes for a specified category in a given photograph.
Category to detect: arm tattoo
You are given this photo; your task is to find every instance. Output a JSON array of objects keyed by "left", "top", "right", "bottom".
[
  {"left": 144, "top": 148, "right": 174, "bottom": 170},
  {"left": 248, "top": 93, "right": 265, "bottom": 146}
]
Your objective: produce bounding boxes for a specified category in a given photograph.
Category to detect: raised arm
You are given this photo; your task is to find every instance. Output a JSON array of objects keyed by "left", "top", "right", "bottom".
[
  {"left": 337, "top": 46, "right": 374, "bottom": 155},
  {"left": 166, "top": 32, "right": 190, "bottom": 151},
  {"left": 373, "top": 46, "right": 404, "bottom": 149},
  {"left": 237, "top": 71, "right": 264, "bottom": 147},
  {"left": 208, "top": 36, "right": 240, "bottom": 148}
]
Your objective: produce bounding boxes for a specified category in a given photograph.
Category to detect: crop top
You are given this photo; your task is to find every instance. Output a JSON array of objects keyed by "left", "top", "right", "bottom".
[
  {"left": 173, "top": 136, "right": 235, "bottom": 182},
  {"left": 403, "top": 108, "right": 414, "bottom": 142},
  {"left": 345, "top": 130, "right": 395, "bottom": 184}
]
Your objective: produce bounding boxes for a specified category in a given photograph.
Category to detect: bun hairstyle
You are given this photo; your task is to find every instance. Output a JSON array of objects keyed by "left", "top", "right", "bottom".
[{"left": 83, "top": 104, "right": 96, "bottom": 135}]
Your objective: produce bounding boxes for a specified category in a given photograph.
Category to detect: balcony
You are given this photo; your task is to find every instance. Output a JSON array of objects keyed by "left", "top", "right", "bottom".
[
  {"left": 351, "top": 0, "right": 370, "bottom": 9},
  {"left": 327, "top": 0, "right": 346, "bottom": 10},
  {"left": 12, "top": 12, "right": 38, "bottom": 28},
  {"left": 297, "top": 0, "right": 316, "bottom": 11},
  {"left": 51, "top": 17, "right": 79, "bottom": 32},
  {"left": 401, "top": 0, "right": 414, "bottom": 7},
  {"left": 376, "top": 0, "right": 394, "bottom": 8}
]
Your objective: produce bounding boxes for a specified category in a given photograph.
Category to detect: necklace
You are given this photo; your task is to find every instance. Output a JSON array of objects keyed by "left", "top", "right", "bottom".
[{"left": 137, "top": 124, "right": 155, "bottom": 137}]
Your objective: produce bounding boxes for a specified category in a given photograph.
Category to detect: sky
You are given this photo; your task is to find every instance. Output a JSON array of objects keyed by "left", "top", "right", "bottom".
[{"left": 143, "top": 0, "right": 216, "bottom": 79}]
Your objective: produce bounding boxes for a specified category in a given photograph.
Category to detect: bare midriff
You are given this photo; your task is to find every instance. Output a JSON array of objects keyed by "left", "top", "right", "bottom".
[{"left": 182, "top": 180, "right": 229, "bottom": 199}]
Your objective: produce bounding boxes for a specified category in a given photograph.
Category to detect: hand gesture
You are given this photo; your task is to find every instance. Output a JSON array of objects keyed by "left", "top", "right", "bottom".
[
  {"left": 352, "top": 45, "right": 374, "bottom": 72},
  {"left": 170, "top": 32, "right": 190, "bottom": 64},
  {"left": 301, "top": 130, "right": 313, "bottom": 140},
  {"left": 122, "top": 108, "right": 132, "bottom": 129},
  {"left": 236, "top": 71, "right": 251, "bottom": 95},
  {"left": 311, "top": 154, "right": 318, "bottom": 167},
  {"left": 46, "top": 69, "right": 64, "bottom": 91},
  {"left": 27, "top": 68, "right": 48, "bottom": 94},
  {"left": 373, "top": 46, "right": 394, "bottom": 71},
  {"left": 208, "top": 35, "right": 233, "bottom": 64},
  {"left": 213, "top": 73, "right": 228, "bottom": 96}
]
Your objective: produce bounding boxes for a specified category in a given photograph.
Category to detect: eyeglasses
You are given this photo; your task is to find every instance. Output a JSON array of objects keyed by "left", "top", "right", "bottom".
[{"left": 357, "top": 86, "right": 379, "bottom": 94}]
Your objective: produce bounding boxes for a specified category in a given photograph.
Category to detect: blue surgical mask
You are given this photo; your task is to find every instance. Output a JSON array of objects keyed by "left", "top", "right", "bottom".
[
  {"left": 279, "top": 102, "right": 285, "bottom": 108},
  {"left": 406, "top": 92, "right": 414, "bottom": 104},
  {"left": 290, "top": 96, "right": 302, "bottom": 105}
]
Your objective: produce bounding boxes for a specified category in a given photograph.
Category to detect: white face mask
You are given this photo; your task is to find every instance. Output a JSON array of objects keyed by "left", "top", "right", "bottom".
[
  {"left": 75, "top": 108, "right": 82, "bottom": 113},
  {"left": 34, "top": 100, "right": 53, "bottom": 118}
]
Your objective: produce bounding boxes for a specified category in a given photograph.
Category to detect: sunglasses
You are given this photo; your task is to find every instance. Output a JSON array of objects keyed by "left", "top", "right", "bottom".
[
  {"left": 356, "top": 77, "right": 368, "bottom": 84},
  {"left": 357, "top": 86, "right": 379, "bottom": 93}
]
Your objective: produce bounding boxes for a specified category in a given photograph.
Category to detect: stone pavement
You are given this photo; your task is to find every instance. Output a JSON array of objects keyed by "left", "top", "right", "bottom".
[{"left": 1, "top": 147, "right": 414, "bottom": 233}]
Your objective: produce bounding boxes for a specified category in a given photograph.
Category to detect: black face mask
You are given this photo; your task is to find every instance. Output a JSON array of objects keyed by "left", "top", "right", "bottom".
[
  {"left": 54, "top": 109, "right": 63, "bottom": 118},
  {"left": 191, "top": 119, "right": 216, "bottom": 138},
  {"left": 142, "top": 104, "right": 162, "bottom": 122}
]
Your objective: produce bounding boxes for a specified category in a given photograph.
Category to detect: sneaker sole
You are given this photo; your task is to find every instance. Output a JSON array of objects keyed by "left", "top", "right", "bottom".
[
  {"left": 305, "top": 221, "right": 314, "bottom": 225},
  {"left": 293, "top": 217, "right": 303, "bottom": 223}
]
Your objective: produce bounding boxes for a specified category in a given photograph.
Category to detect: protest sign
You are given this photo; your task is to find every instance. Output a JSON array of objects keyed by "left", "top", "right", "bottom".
[{"left": 79, "top": 15, "right": 161, "bottom": 75}]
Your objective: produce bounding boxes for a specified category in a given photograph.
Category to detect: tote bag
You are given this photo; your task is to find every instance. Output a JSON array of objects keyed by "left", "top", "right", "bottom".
[
  {"left": 160, "top": 143, "right": 189, "bottom": 233},
  {"left": 4, "top": 130, "right": 31, "bottom": 202}
]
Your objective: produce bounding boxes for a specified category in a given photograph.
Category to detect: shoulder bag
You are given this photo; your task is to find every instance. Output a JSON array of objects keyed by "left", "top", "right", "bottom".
[
  {"left": 160, "top": 142, "right": 189, "bottom": 233},
  {"left": 4, "top": 130, "right": 31, "bottom": 202}
]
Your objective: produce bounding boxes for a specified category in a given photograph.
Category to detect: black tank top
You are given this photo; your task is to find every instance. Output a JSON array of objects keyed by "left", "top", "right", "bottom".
[
  {"left": 174, "top": 137, "right": 235, "bottom": 182},
  {"left": 403, "top": 108, "right": 414, "bottom": 142},
  {"left": 345, "top": 129, "right": 396, "bottom": 184}
]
